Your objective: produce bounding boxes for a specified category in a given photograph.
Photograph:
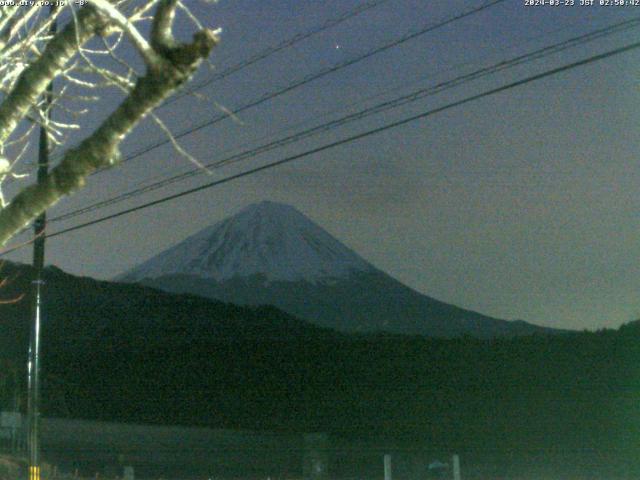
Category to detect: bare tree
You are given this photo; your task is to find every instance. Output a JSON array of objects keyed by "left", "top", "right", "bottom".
[{"left": 0, "top": 0, "right": 219, "bottom": 246}]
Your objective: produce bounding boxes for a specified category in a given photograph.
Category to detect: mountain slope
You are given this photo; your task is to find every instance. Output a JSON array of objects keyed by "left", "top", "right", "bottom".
[
  {"left": 138, "top": 271, "right": 551, "bottom": 338},
  {"left": 0, "top": 261, "right": 340, "bottom": 362},
  {"left": 120, "top": 201, "right": 373, "bottom": 283},
  {"left": 120, "top": 201, "right": 558, "bottom": 338}
]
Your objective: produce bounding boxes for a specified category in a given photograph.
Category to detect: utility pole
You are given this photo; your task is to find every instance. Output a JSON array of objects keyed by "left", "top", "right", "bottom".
[
  {"left": 452, "top": 454, "right": 461, "bottom": 480},
  {"left": 27, "top": 8, "right": 56, "bottom": 480},
  {"left": 384, "top": 454, "right": 392, "bottom": 480},
  {"left": 27, "top": 91, "right": 50, "bottom": 480}
]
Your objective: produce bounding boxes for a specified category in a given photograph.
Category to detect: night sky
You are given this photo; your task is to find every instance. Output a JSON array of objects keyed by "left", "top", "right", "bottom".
[{"left": 4, "top": 0, "right": 640, "bottom": 331}]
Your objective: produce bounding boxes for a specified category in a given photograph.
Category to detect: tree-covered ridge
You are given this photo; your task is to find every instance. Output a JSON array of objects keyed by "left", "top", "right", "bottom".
[{"left": 0, "top": 262, "right": 638, "bottom": 476}]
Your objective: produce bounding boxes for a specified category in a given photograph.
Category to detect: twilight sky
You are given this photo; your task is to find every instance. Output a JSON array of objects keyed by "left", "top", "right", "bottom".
[{"left": 4, "top": 0, "right": 640, "bottom": 331}]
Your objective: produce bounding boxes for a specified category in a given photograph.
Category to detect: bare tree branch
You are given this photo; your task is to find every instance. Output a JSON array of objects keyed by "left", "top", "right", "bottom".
[
  {"left": 151, "top": 0, "right": 178, "bottom": 53},
  {"left": 0, "top": 6, "right": 108, "bottom": 146},
  {"left": 0, "top": 17, "right": 219, "bottom": 245},
  {"left": 86, "top": 0, "right": 162, "bottom": 68}
]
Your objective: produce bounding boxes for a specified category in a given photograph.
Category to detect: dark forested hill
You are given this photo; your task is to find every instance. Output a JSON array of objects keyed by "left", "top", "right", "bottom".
[{"left": 0, "top": 261, "right": 638, "bottom": 477}]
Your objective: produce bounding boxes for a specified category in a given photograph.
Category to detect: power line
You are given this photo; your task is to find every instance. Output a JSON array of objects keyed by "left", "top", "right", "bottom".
[
  {"left": 86, "top": 0, "right": 507, "bottom": 174},
  {"left": 0, "top": 0, "right": 511, "bottom": 251},
  {"left": 90, "top": 6, "right": 609, "bottom": 199},
  {"left": 46, "top": 0, "right": 391, "bottom": 166},
  {"left": 167, "top": 0, "right": 392, "bottom": 106},
  {"left": 1, "top": 37, "right": 632, "bottom": 255},
  {"left": 49, "top": 16, "right": 640, "bottom": 223}
]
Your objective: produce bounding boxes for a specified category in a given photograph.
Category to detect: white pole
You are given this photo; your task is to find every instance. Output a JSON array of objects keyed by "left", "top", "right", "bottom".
[
  {"left": 452, "top": 454, "right": 461, "bottom": 480},
  {"left": 384, "top": 454, "right": 392, "bottom": 480}
]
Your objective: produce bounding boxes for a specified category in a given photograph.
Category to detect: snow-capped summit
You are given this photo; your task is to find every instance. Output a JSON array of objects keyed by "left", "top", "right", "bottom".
[
  {"left": 121, "top": 201, "right": 374, "bottom": 283},
  {"left": 119, "top": 201, "right": 558, "bottom": 338}
]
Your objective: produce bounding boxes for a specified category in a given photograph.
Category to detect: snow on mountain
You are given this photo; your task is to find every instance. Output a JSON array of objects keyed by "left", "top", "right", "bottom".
[
  {"left": 121, "top": 201, "right": 374, "bottom": 283},
  {"left": 119, "top": 201, "right": 559, "bottom": 338}
]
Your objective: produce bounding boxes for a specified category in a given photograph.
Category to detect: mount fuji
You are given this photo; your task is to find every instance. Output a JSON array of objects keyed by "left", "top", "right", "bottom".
[
  {"left": 119, "top": 201, "right": 555, "bottom": 338},
  {"left": 122, "top": 201, "right": 374, "bottom": 284}
]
